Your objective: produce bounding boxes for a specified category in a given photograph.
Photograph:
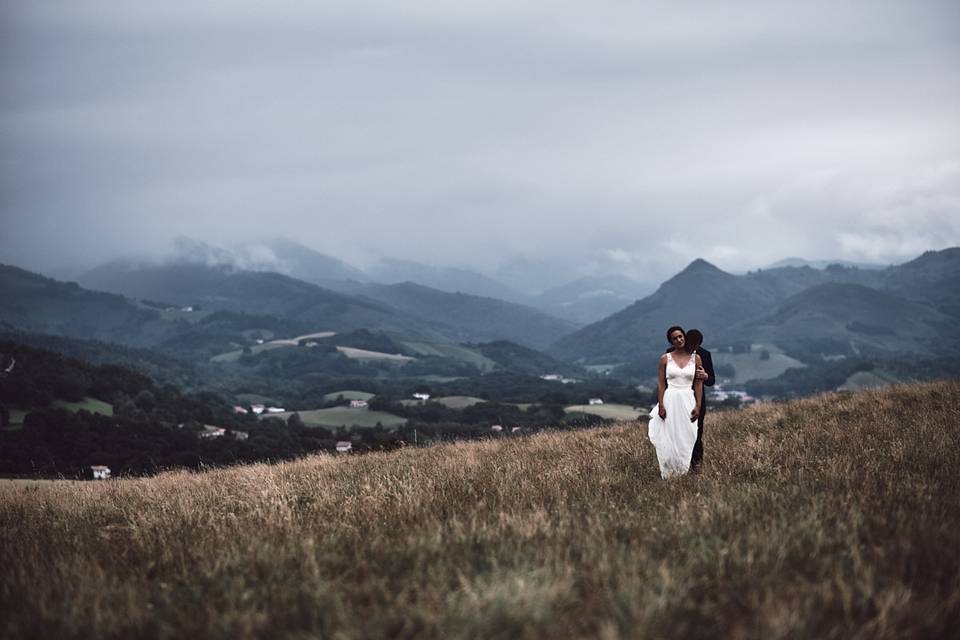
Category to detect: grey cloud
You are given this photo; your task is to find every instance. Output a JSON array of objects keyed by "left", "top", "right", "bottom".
[{"left": 1, "top": 1, "right": 958, "bottom": 284}]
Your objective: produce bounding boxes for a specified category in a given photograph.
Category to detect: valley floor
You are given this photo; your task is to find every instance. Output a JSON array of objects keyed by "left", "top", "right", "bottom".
[{"left": 2, "top": 382, "right": 959, "bottom": 639}]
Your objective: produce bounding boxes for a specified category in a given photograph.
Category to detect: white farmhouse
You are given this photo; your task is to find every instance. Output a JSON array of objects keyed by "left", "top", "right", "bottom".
[
  {"left": 588, "top": 398, "right": 604, "bottom": 405},
  {"left": 350, "top": 400, "right": 369, "bottom": 408},
  {"left": 336, "top": 441, "right": 352, "bottom": 453},
  {"left": 232, "top": 405, "right": 249, "bottom": 415},
  {"left": 265, "top": 406, "right": 286, "bottom": 413},
  {"left": 250, "top": 404, "right": 266, "bottom": 415},
  {"left": 413, "top": 393, "right": 431, "bottom": 401},
  {"left": 200, "top": 426, "right": 226, "bottom": 438},
  {"left": 90, "top": 465, "right": 111, "bottom": 480}
]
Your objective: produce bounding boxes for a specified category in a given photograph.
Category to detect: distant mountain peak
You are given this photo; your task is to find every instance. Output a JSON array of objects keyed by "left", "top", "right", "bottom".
[{"left": 680, "top": 258, "right": 723, "bottom": 274}]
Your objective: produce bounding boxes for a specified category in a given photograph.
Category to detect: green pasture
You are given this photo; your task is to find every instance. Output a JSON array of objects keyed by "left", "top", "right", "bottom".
[
  {"left": 563, "top": 403, "right": 643, "bottom": 421},
  {"left": 210, "top": 331, "right": 336, "bottom": 363},
  {"left": 336, "top": 347, "right": 416, "bottom": 363},
  {"left": 432, "top": 396, "right": 487, "bottom": 409},
  {"left": 395, "top": 340, "right": 498, "bottom": 372},
  {"left": 839, "top": 370, "right": 900, "bottom": 391},
  {"left": 322, "top": 390, "right": 376, "bottom": 402},
  {"left": 711, "top": 343, "right": 806, "bottom": 384},
  {"left": 51, "top": 397, "right": 114, "bottom": 417},
  {"left": 210, "top": 341, "right": 293, "bottom": 363},
  {"left": 265, "top": 407, "right": 407, "bottom": 429},
  {"left": 400, "top": 395, "right": 484, "bottom": 408},
  {"left": 8, "top": 409, "right": 28, "bottom": 425}
]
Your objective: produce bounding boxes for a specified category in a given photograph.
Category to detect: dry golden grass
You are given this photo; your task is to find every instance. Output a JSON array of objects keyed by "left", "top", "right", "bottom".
[{"left": 2, "top": 381, "right": 959, "bottom": 639}]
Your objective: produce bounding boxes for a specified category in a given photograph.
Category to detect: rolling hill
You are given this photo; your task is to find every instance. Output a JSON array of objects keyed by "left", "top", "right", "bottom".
[
  {"left": 530, "top": 274, "right": 653, "bottom": 324},
  {"left": 0, "top": 264, "right": 172, "bottom": 346},
  {"left": 751, "top": 282, "right": 960, "bottom": 358},
  {"left": 77, "top": 261, "right": 491, "bottom": 342},
  {"left": 547, "top": 247, "right": 960, "bottom": 365},
  {"left": 355, "top": 282, "right": 578, "bottom": 349},
  {"left": 366, "top": 258, "right": 527, "bottom": 303},
  {"left": 4, "top": 382, "right": 957, "bottom": 638},
  {"left": 548, "top": 259, "right": 778, "bottom": 362},
  {"left": 78, "top": 262, "right": 577, "bottom": 349}
]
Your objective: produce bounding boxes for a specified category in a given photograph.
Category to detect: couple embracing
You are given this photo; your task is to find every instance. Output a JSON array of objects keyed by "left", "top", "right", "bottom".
[{"left": 647, "top": 326, "right": 715, "bottom": 478}]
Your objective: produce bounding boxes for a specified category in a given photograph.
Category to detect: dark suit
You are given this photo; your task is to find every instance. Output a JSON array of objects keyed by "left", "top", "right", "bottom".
[{"left": 665, "top": 346, "right": 715, "bottom": 467}]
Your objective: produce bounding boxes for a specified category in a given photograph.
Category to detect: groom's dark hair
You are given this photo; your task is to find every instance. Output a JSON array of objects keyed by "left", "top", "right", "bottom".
[
  {"left": 686, "top": 329, "right": 703, "bottom": 349},
  {"left": 666, "top": 325, "right": 684, "bottom": 341}
]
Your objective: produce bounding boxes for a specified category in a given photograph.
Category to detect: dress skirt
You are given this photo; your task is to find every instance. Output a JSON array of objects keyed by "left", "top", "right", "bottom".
[{"left": 648, "top": 386, "right": 699, "bottom": 478}]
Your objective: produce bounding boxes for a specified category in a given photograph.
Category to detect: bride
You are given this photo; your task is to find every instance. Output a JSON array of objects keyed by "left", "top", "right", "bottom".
[{"left": 648, "top": 326, "right": 704, "bottom": 478}]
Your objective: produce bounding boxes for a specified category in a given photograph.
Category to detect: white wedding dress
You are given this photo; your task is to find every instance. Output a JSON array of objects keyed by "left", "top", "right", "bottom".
[{"left": 648, "top": 352, "right": 699, "bottom": 478}]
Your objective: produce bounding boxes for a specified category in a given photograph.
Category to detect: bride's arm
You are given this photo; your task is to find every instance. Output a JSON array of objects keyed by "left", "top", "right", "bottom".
[
  {"left": 691, "top": 354, "right": 703, "bottom": 421},
  {"left": 657, "top": 354, "right": 668, "bottom": 419}
]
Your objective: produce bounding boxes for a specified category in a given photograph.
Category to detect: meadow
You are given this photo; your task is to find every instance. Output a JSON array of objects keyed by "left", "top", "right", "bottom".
[
  {"left": 563, "top": 402, "right": 643, "bottom": 421},
  {"left": 266, "top": 407, "right": 408, "bottom": 429},
  {"left": 1, "top": 381, "right": 958, "bottom": 639},
  {"left": 711, "top": 343, "right": 806, "bottom": 384}
]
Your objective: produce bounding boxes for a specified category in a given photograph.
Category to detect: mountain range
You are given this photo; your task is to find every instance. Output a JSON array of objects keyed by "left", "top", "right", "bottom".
[
  {"left": 549, "top": 248, "right": 960, "bottom": 363},
  {"left": 4, "top": 245, "right": 958, "bottom": 378}
]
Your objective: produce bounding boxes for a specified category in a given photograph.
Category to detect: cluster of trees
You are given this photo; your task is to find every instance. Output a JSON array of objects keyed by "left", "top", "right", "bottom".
[{"left": 0, "top": 340, "right": 635, "bottom": 478}]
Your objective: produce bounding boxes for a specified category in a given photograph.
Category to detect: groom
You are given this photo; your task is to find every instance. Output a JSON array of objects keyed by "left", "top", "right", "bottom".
[{"left": 666, "top": 328, "right": 715, "bottom": 472}]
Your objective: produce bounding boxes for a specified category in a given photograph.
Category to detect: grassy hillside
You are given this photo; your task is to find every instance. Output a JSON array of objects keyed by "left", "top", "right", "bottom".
[{"left": 2, "top": 382, "right": 958, "bottom": 639}]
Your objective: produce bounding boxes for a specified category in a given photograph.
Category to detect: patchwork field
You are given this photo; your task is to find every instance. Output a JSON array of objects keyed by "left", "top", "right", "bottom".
[
  {"left": 336, "top": 346, "right": 416, "bottom": 363},
  {"left": 432, "top": 396, "right": 487, "bottom": 409},
  {"left": 563, "top": 403, "right": 643, "bottom": 421},
  {"left": 265, "top": 407, "right": 407, "bottom": 429},
  {"left": 321, "top": 390, "right": 376, "bottom": 403},
  {"left": 839, "top": 369, "right": 901, "bottom": 391},
  {"left": 10, "top": 409, "right": 29, "bottom": 427},
  {"left": 395, "top": 339, "right": 498, "bottom": 372},
  {"left": 711, "top": 343, "right": 806, "bottom": 383},
  {"left": 210, "top": 332, "right": 337, "bottom": 363},
  {"left": 3, "top": 382, "right": 957, "bottom": 638},
  {"left": 51, "top": 397, "right": 114, "bottom": 417}
]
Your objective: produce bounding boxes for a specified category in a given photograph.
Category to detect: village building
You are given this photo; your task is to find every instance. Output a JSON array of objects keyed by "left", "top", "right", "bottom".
[
  {"left": 232, "top": 430, "right": 249, "bottom": 441},
  {"left": 350, "top": 400, "right": 368, "bottom": 408},
  {"left": 490, "top": 424, "right": 503, "bottom": 432},
  {"left": 413, "top": 392, "right": 430, "bottom": 401},
  {"left": 250, "top": 404, "right": 266, "bottom": 415},
  {"left": 588, "top": 398, "right": 604, "bottom": 405},
  {"left": 265, "top": 406, "right": 286, "bottom": 413},
  {"left": 90, "top": 465, "right": 111, "bottom": 480},
  {"left": 200, "top": 426, "right": 226, "bottom": 438},
  {"left": 335, "top": 441, "right": 352, "bottom": 453},
  {"left": 232, "top": 405, "right": 249, "bottom": 414}
]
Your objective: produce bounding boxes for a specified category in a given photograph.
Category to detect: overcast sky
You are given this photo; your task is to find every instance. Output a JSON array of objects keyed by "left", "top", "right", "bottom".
[{"left": 1, "top": 1, "right": 958, "bottom": 286}]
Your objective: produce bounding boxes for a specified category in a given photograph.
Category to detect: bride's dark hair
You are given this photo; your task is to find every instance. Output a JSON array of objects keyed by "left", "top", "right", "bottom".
[{"left": 666, "top": 325, "right": 684, "bottom": 341}]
